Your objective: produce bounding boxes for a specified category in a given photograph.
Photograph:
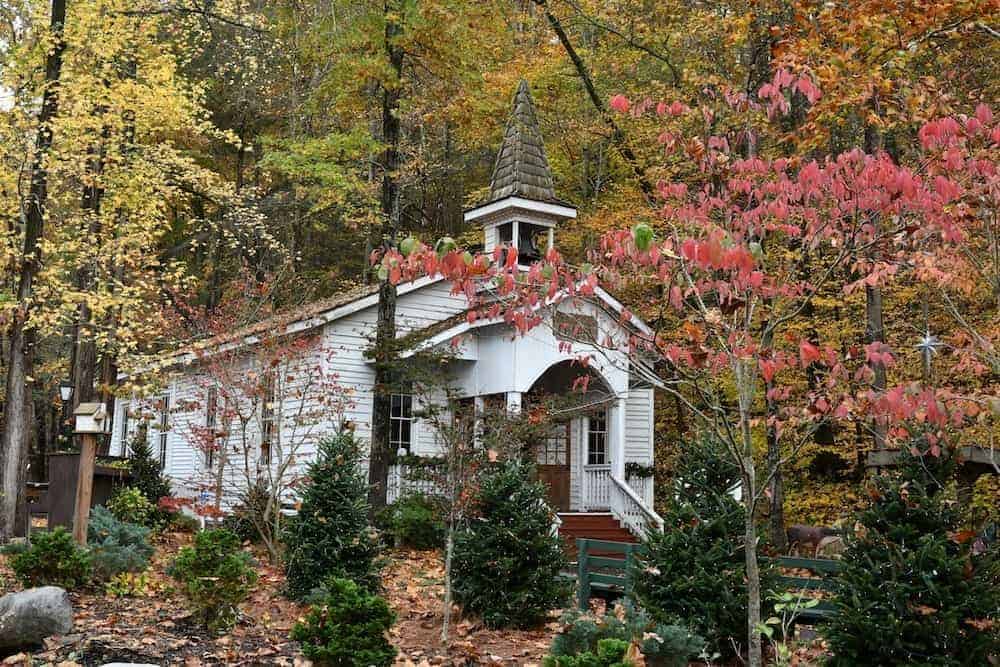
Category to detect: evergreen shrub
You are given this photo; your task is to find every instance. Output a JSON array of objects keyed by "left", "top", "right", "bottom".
[
  {"left": 824, "top": 441, "right": 1000, "bottom": 665},
  {"left": 451, "top": 459, "right": 569, "bottom": 628},
  {"left": 631, "top": 434, "right": 775, "bottom": 659},
  {"left": 9, "top": 527, "right": 91, "bottom": 589},
  {"left": 167, "top": 528, "right": 258, "bottom": 632},
  {"left": 290, "top": 576, "right": 397, "bottom": 666},
  {"left": 106, "top": 487, "right": 156, "bottom": 530},
  {"left": 545, "top": 602, "right": 705, "bottom": 667},
  {"left": 127, "top": 432, "right": 173, "bottom": 524},
  {"left": 387, "top": 493, "right": 445, "bottom": 550},
  {"left": 283, "top": 433, "right": 381, "bottom": 599},
  {"left": 87, "top": 505, "right": 154, "bottom": 580}
]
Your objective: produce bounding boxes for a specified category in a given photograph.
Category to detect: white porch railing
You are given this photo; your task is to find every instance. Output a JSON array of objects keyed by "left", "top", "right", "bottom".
[
  {"left": 625, "top": 474, "right": 654, "bottom": 509},
  {"left": 610, "top": 473, "right": 663, "bottom": 538},
  {"left": 582, "top": 465, "right": 611, "bottom": 510},
  {"left": 387, "top": 463, "right": 442, "bottom": 504}
]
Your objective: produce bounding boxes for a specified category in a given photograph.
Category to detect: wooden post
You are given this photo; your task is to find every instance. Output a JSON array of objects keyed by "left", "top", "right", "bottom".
[
  {"left": 72, "top": 433, "right": 97, "bottom": 545},
  {"left": 577, "top": 538, "right": 590, "bottom": 610}
]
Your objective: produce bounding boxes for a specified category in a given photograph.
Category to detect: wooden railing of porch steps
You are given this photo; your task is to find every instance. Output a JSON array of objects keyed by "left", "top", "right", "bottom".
[{"left": 609, "top": 474, "right": 664, "bottom": 538}]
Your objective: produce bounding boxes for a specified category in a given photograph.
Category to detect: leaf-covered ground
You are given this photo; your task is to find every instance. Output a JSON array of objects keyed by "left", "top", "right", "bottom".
[
  {"left": 0, "top": 532, "right": 558, "bottom": 666},
  {"left": 1, "top": 533, "right": 833, "bottom": 666}
]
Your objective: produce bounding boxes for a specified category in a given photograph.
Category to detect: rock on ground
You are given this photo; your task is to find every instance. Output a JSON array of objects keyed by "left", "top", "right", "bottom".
[{"left": 0, "top": 586, "right": 73, "bottom": 649}]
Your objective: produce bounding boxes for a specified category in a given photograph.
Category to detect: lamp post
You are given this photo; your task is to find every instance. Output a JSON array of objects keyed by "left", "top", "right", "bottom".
[
  {"left": 58, "top": 381, "right": 74, "bottom": 449},
  {"left": 71, "top": 402, "right": 108, "bottom": 545}
]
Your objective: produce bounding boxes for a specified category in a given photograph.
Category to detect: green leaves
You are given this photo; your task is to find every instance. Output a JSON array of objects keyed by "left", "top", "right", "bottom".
[
  {"left": 168, "top": 528, "right": 258, "bottom": 633},
  {"left": 632, "top": 223, "right": 654, "bottom": 251}
]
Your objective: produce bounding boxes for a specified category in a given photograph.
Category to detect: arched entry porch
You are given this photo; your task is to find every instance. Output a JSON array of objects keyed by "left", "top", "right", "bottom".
[{"left": 523, "top": 361, "right": 618, "bottom": 512}]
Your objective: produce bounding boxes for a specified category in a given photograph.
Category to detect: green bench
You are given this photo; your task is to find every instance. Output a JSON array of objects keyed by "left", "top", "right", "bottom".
[
  {"left": 773, "top": 556, "right": 841, "bottom": 626},
  {"left": 575, "top": 539, "right": 842, "bottom": 627},
  {"left": 575, "top": 538, "right": 644, "bottom": 610}
]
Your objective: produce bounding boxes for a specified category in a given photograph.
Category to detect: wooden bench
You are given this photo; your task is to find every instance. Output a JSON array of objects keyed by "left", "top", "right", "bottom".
[
  {"left": 575, "top": 540, "right": 842, "bottom": 625},
  {"left": 773, "top": 556, "right": 841, "bottom": 626},
  {"left": 575, "top": 538, "right": 645, "bottom": 610}
]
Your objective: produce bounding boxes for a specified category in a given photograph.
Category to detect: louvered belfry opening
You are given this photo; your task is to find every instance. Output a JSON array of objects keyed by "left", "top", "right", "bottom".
[{"left": 466, "top": 79, "right": 577, "bottom": 263}]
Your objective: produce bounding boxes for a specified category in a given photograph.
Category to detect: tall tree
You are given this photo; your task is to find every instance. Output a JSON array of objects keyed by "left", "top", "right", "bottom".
[{"left": 0, "top": 0, "right": 67, "bottom": 539}]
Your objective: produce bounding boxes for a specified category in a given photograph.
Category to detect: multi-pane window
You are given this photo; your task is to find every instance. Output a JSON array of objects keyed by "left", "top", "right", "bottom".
[
  {"left": 156, "top": 394, "right": 170, "bottom": 470},
  {"left": 205, "top": 387, "right": 218, "bottom": 469},
  {"left": 389, "top": 392, "right": 414, "bottom": 452},
  {"left": 537, "top": 425, "right": 569, "bottom": 465},
  {"left": 119, "top": 405, "right": 131, "bottom": 456},
  {"left": 260, "top": 374, "right": 275, "bottom": 465},
  {"left": 587, "top": 412, "right": 608, "bottom": 465}
]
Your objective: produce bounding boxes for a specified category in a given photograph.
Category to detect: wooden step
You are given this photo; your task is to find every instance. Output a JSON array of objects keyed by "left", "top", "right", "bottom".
[{"left": 557, "top": 513, "right": 638, "bottom": 556}]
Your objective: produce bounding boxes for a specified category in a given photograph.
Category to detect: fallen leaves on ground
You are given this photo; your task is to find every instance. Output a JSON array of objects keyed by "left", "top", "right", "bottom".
[
  {"left": 0, "top": 537, "right": 564, "bottom": 666},
  {"left": 383, "top": 549, "right": 559, "bottom": 666}
]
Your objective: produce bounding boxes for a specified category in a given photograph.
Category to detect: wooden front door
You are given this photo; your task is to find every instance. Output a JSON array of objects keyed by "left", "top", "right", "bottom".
[{"left": 536, "top": 423, "right": 571, "bottom": 511}]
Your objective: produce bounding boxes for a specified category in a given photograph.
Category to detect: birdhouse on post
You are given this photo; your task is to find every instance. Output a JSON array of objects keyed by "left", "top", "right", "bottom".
[
  {"left": 72, "top": 402, "right": 109, "bottom": 545},
  {"left": 73, "top": 402, "right": 108, "bottom": 435}
]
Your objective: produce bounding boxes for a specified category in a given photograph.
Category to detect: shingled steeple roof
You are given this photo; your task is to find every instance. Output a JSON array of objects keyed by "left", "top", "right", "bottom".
[{"left": 487, "top": 80, "right": 559, "bottom": 204}]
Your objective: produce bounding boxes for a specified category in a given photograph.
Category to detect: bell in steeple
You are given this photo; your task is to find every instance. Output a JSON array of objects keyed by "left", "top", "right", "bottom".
[{"left": 465, "top": 80, "right": 576, "bottom": 264}]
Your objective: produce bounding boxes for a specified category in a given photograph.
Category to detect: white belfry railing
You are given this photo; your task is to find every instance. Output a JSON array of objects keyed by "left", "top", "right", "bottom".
[
  {"left": 609, "top": 473, "right": 663, "bottom": 538},
  {"left": 582, "top": 465, "right": 612, "bottom": 509}
]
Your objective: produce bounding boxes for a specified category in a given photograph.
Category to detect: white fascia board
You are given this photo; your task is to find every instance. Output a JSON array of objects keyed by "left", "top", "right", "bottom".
[
  {"left": 464, "top": 196, "right": 577, "bottom": 223},
  {"left": 593, "top": 286, "right": 655, "bottom": 337}
]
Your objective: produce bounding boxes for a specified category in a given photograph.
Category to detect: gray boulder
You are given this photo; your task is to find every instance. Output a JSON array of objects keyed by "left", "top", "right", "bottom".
[{"left": 0, "top": 586, "right": 73, "bottom": 648}]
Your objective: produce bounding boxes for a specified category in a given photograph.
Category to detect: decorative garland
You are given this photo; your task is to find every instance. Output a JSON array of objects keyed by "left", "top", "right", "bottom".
[
  {"left": 394, "top": 453, "right": 446, "bottom": 468},
  {"left": 625, "top": 461, "right": 655, "bottom": 479}
]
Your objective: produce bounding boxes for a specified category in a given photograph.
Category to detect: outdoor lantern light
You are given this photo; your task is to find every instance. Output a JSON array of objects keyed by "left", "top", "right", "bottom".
[{"left": 59, "top": 381, "right": 73, "bottom": 403}]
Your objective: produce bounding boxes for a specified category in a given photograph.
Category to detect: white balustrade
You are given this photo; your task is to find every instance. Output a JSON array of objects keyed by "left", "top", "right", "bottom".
[
  {"left": 609, "top": 473, "right": 663, "bottom": 538},
  {"left": 583, "top": 465, "right": 611, "bottom": 510}
]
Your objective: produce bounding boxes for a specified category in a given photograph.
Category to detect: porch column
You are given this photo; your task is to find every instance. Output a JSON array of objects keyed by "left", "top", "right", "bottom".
[
  {"left": 610, "top": 398, "right": 626, "bottom": 479},
  {"left": 473, "top": 396, "right": 485, "bottom": 446},
  {"left": 506, "top": 391, "right": 522, "bottom": 415}
]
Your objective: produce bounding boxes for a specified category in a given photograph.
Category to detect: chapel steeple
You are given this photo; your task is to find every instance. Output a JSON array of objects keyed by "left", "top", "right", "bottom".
[{"left": 465, "top": 80, "right": 576, "bottom": 263}]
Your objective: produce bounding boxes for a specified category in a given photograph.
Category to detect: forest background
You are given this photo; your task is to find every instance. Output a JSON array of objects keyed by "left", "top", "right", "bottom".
[{"left": 0, "top": 0, "right": 997, "bottom": 535}]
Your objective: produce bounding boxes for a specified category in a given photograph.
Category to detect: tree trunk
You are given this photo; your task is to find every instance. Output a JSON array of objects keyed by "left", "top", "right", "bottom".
[
  {"left": 0, "top": 0, "right": 67, "bottom": 540},
  {"left": 865, "top": 285, "right": 887, "bottom": 453},
  {"left": 441, "top": 525, "right": 455, "bottom": 643},
  {"left": 864, "top": 108, "right": 887, "bottom": 458},
  {"left": 744, "top": 465, "right": 763, "bottom": 667},
  {"left": 765, "top": 385, "right": 787, "bottom": 552},
  {"left": 368, "top": 0, "right": 404, "bottom": 512},
  {"left": 736, "top": 361, "right": 762, "bottom": 667}
]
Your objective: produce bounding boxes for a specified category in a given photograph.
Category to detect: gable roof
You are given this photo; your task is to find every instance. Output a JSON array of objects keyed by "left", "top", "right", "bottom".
[{"left": 486, "top": 80, "right": 561, "bottom": 205}]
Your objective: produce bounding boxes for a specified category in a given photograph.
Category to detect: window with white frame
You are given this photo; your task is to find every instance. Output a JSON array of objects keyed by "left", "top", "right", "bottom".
[
  {"left": 587, "top": 411, "right": 608, "bottom": 466},
  {"left": 155, "top": 394, "right": 170, "bottom": 470},
  {"left": 119, "top": 403, "right": 131, "bottom": 456},
  {"left": 389, "top": 391, "right": 414, "bottom": 452},
  {"left": 260, "top": 373, "right": 276, "bottom": 465},
  {"left": 205, "top": 386, "right": 218, "bottom": 469}
]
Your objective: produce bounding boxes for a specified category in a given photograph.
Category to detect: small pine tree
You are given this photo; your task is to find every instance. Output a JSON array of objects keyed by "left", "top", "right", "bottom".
[
  {"left": 632, "top": 434, "right": 775, "bottom": 660},
  {"left": 451, "top": 459, "right": 570, "bottom": 629},
  {"left": 283, "top": 433, "right": 381, "bottom": 599},
  {"left": 824, "top": 440, "right": 1000, "bottom": 665},
  {"left": 291, "top": 576, "right": 397, "bottom": 666},
  {"left": 127, "top": 428, "right": 172, "bottom": 509}
]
